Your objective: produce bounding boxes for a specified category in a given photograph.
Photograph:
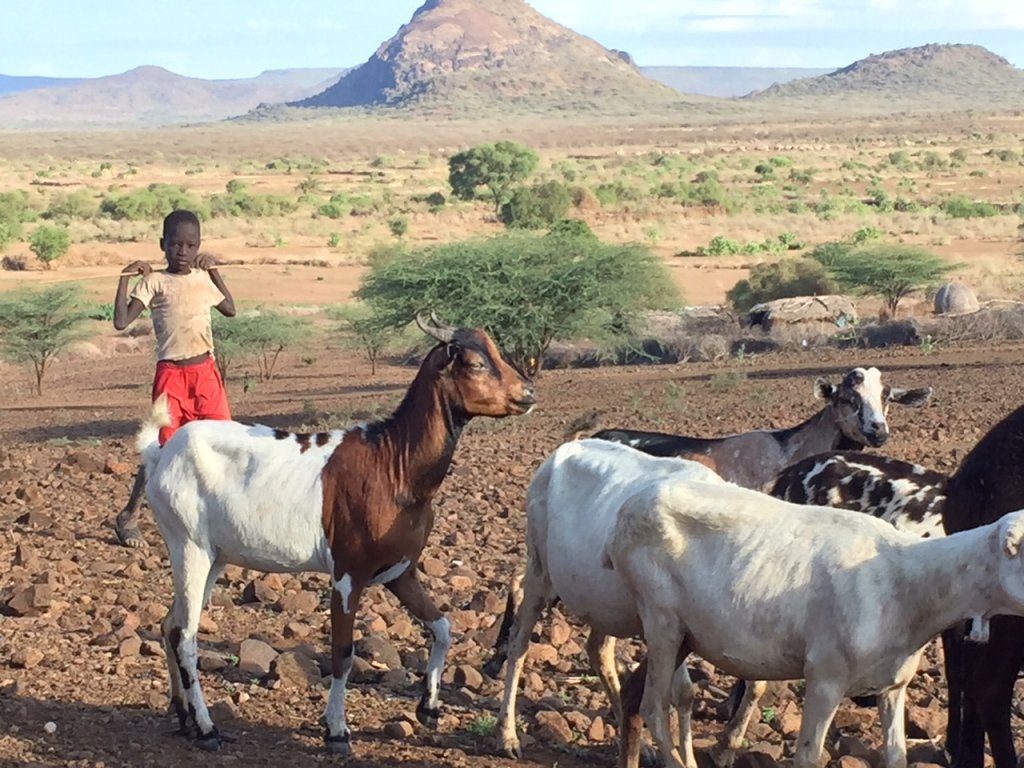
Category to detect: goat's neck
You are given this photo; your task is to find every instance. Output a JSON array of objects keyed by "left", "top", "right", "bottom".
[
  {"left": 898, "top": 525, "right": 1012, "bottom": 648},
  {"left": 779, "top": 406, "right": 862, "bottom": 463},
  {"left": 377, "top": 368, "right": 467, "bottom": 503}
]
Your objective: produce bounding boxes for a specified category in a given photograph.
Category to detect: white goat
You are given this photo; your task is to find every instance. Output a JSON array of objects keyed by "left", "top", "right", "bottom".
[
  {"left": 495, "top": 439, "right": 728, "bottom": 766},
  {"left": 606, "top": 475, "right": 1024, "bottom": 768}
]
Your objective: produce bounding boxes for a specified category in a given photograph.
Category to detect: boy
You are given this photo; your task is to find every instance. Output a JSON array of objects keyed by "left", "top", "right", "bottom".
[{"left": 112, "top": 209, "right": 236, "bottom": 547}]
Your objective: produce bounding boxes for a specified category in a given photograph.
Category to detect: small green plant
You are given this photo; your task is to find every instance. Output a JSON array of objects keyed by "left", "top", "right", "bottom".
[
  {"left": 761, "top": 706, "right": 777, "bottom": 724},
  {"left": 327, "top": 232, "right": 342, "bottom": 248},
  {"left": 29, "top": 225, "right": 71, "bottom": 269},
  {"left": 388, "top": 216, "right": 409, "bottom": 239},
  {"left": 466, "top": 713, "right": 498, "bottom": 737},
  {"left": 919, "top": 334, "right": 935, "bottom": 354}
]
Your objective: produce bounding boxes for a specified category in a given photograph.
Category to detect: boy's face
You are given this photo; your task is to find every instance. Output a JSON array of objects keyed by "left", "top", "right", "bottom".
[{"left": 160, "top": 221, "right": 201, "bottom": 273}]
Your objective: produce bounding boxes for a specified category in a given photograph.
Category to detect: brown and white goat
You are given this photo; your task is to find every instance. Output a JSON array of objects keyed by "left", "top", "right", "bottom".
[
  {"left": 941, "top": 403, "right": 1024, "bottom": 768},
  {"left": 136, "top": 314, "right": 535, "bottom": 755},
  {"left": 593, "top": 367, "right": 933, "bottom": 489}
]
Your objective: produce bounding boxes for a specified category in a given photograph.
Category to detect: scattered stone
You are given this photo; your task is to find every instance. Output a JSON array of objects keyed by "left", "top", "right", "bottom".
[
  {"left": 209, "top": 699, "right": 241, "bottom": 725},
  {"left": 283, "top": 621, "right": 313, "bottom": 639},
  {"left": 63, "top": 450, "right": 106, "bottom": 474},
  {"left": 383, "top": 720, "right": 415, "bottom": 739},
  {"left": 238, "top": 638, "right": 278, "bottom": 677},
  {"left": 549, "top": 620, "right": 573, "bottom": 647},
  {"left": 453, "top": 664, "right": 483, "bottom": 690},
  {"left": 276, "top": 590, "right": 320, "bottom": 615},
  {"left": 104, "top": 458, "right": 133, "bottom": 475},
  {"left": 241, "top": 579, "right": 280, "bottom": 605},
  {"left": 534, "top": 710, "right": 573, "bottom": 745},
  {"left": 10, "top": 648, "right": 44, "bottom": 669},
  {"left": 420, "top": 558, "right": 447, "bottom": 578},
  {"left": 356, "top": 634, "right": 402, "bottom": 670},
  {"left": 118, "top": 636, "right": 142, "bottom": 657},
  {"left": 140, "top": 640, "right": 164, "bottom": 658},
  {"left": 587, "top": 715, "right": 606, "bottom": 742},
  {"left": 836, "top": 756, "right": 872, "bottom": 768},
  {"left": 273, "top": 651, "right": 321, "bottom": 689},
  {"left": 907, "top": 705, "right": 946, "bottom": 740},
  {"left": 449, "top": 574, "right": 474, "bottom": 591},
  {"left": 6, "top": 583, "right": 53, "bottom": 616},
  {"left": 527, "top": 643, "right": 558, "bottom": 666},
  {"left": 734, "top": 751, "right": 782, "bottom": 768}
]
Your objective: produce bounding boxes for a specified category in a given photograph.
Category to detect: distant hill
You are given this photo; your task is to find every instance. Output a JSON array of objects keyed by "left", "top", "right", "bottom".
[
  {"left": 0, "top": 66, "right": 345, "bottom": 127},
  {"left": 0, "top": 74, "right": 83, "bottom": 96},
  {"left": 642, "top": 66, "right": 835, "bottom": 99},
  {"left": 287, "top": 0, "right": 694, "bottom": 113},
  {"left": 745, "top": 44, "right": 1024, "bottom": 111}
]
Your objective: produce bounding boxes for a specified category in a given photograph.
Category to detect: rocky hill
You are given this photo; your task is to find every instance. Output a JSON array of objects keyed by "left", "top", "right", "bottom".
[
  {"left": 745, "top": 44, "right": 1024, "bottom": 111},
  {"left": 0, "top": 66, "right": 344, "bottom": 127},
  {"left": 288, "top": 0, "right": 691, "bottom": 113}
]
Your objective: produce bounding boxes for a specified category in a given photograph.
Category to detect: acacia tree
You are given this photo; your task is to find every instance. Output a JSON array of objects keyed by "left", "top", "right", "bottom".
[
  {"left": 0, "top": 284, "right": 92, "bottom": 394},
  {"left": 355, "top": 230, "right": 680, "bottom": 371},
  {"left": 329, "top": 303, "right": 401, "bottom": 376},
  {"left": 212, "top": 310, "right": 313, "bottom": 382},
  {"left": 447, "top": 141, "right": 539, "bottom": 213},
  {"left": 811, "top": 243, "right": 955, "bottom": 317}
]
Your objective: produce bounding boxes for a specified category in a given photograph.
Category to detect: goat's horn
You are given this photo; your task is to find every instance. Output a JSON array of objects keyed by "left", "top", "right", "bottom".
[{"left": 415, "top": 311, "right": 456, "bottom": 343}]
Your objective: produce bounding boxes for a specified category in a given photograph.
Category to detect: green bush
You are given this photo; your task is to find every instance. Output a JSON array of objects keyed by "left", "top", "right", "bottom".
[
  {"left": 727, "top": 259, "right": 839, "bottom": 313},
  {"left": 208, "top": 181, "right": 299, "bottom": 218},
  {"left": 44, "top": 190, "right": 97, "bottom": 221},
  {"left": 100, "top": 184, "right": 207, "bottom": 221},
  {"left": 448, "top": 141, "right": 539, "bottom": 212},
  {"left": 355, "top": 231, "right": 680, "bottom": 370},
  {"left": 939, "top": 196, "right": 998, "bottom": 218},
  {"left": 500, "top": 181, "right": 572, "bottom": 229},
  {"left": 29, "top": 225, "right": 71, "bottom": 269}
]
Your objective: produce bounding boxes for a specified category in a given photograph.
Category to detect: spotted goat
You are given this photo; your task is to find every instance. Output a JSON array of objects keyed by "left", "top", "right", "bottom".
[{"left": 136, "top": 313, "right": 536, "bottom": 755}]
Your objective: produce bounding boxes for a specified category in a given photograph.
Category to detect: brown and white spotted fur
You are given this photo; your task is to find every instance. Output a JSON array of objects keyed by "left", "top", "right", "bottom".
[
  {"left": 770, "top": 451, "right": 947, "bottom": 538},
  {"left": 136, "top": 314, "right": 535, "bottom": 755},
  {"left": 593, "top": 367, "right": 933, "bottom": 490}
]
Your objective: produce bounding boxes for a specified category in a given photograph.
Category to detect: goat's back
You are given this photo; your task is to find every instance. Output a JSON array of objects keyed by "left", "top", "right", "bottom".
[{"left": 770, "top": 451, "right": 947, "bottom": 538}]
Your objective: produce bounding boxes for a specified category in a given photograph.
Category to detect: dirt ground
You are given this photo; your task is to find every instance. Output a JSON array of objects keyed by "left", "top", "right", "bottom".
[{"left": 3, "top": 324, "right": 1024, "bottom": 768}]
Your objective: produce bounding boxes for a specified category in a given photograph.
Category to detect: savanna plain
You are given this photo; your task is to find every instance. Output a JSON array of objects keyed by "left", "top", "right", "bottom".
[{"left": 2, "top": 110, "right": 1024, "bottom": 767}]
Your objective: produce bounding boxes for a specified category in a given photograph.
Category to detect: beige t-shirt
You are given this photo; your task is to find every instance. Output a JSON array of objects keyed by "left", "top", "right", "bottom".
[{"left": 130, "top": 270, "right": 226, "bottom": 362}]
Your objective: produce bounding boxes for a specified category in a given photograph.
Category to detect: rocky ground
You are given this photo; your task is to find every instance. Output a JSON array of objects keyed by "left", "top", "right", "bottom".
[{"left": 3, "top": 340, "right": 1024, "bottom": 768}]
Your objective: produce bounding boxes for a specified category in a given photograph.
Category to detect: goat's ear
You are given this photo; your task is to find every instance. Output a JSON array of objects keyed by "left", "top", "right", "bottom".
[
  {"left": 1002, "top": 515, "right": 1024, "bottom": 558},
  {"left": 887, "top": 386, "right": 933, "bottom": 407},
  {"left": 445, "top": 342, "right": 460, "bottom": 362},
  {"left": 814, "top": 378, "right": 836, "bottom": 401}
]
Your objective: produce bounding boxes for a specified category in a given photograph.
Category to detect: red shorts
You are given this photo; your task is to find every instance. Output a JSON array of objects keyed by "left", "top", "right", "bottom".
[{"left": 152, "top": 355, "right": 231, "bottom": 445}]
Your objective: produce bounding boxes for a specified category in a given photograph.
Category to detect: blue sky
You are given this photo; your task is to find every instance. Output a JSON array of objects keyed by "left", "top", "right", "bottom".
[{"left": 1, "top": 1, "right": 1021, "bottom": 79}]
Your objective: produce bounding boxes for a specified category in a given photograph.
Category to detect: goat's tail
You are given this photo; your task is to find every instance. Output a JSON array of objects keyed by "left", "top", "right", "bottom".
[{"left": 135, "top": 393, "right": 171, "bottom": 475}]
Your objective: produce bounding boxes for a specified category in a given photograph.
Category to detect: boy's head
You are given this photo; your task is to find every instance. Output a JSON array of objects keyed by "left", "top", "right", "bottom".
[{"left": 160, "top": 210, "right": 201, "bottom": 273}]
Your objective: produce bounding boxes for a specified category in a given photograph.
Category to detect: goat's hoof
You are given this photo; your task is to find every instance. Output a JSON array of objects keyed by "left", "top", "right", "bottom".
[
  {"left": 115, "top": 520, "right": 148, "bottom": 549},
  {"left": 415, "top": 702, "right": 440, "bottom": 730},
  {"left": 325, "top": 733, "right": 352, "bottom": 756},
  {"left": 497, "top": 738, "right": 523, "bottom": 760},
  {"left": 638, "top": 744, "right": 660, "bottom": 768},
  {"left": 707, "top": 745, "right": 735, "bottom": 768},
  {"left": 195, "top": 729, "right": 222, "bottom": 751}
]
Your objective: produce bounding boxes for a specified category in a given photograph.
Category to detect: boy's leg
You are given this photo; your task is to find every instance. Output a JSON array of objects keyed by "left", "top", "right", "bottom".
[
  {"left": 194, "top": 357, "right": 232, "bottom": 422},
  {"left": 114, "top": 363, "right": 184, "bottom": 548}
]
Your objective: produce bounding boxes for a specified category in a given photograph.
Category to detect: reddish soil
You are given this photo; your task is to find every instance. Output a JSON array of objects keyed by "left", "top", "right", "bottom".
[{"left": 3, "top": 338, "right": 1024, "bottom": 768}]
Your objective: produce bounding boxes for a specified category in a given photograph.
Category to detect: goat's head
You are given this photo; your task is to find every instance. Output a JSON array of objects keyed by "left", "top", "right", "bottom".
[
  {"left": 814, "top": 367, "right": 932, "bottom": 448},
  {"left": 416, "top": 312, "right": 536, "bottom": 418},
  {"left": 996, "top": 510, "right": 1024, "bottom": 608}
]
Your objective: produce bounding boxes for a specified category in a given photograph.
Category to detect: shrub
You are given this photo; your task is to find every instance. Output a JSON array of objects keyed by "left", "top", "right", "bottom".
[
  {"left": 448, "top": 141, "right": 539, "bottom": 213},
  {"left": 356, "top": 231, "right": 680, "bottom": 370},
  {"left": 100, "top": 184, "right": 207, "bottom": 221},
  {"left": 29, "top": 225, "right": 71, "bottom": 269},
  {"left": 500, "top": 181, "right": 572, "bottom": 229},
  {"left": 939, "top": 196, "right": 998, "bottom": 219},
  {"left": 44, "top": 190, "right": 97, "bottom": 221},
  {"left": 211, "top": 310, "right": 314, "bottom": 381},
  {"left": 727, "top": 259, "right": 839, "bottom": 312}
]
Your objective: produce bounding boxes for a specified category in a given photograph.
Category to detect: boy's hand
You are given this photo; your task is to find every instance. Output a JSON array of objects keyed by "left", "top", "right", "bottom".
[
  {"left": 194, "top": 253, "right": 218, "bottom": 271},
  {"left": 122, "top": 261, "right": 151, "bottom": 277}
]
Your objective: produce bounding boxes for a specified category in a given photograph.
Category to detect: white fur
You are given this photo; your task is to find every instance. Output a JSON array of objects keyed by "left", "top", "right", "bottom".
[
  {"left": 496, "top": 439, "right": 724, "bottom": 761},
  {"left": 335, "top": 574, "right": 354, "bottom": 614},
  {"left": 606, "top": 477, "right": 1024, "bottom": 768}
]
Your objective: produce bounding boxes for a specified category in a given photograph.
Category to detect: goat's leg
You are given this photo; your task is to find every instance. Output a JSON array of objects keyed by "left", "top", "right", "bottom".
[
  {"left": 166, "top": 544, "right": 220, "bottom": 749},
  {"left": 324, "top": 586, "right": 362, "bottom": 755},
  {"left": 976, "top": 618, "right": 1024, "bottom": 768},
  {"left": 710, "top": 679, "right": 768, "bottom": 768},
  {"left": 941, "top": 625, "right": 965, "bottom": 764},
  {"left": 669, "top": 658, "right": 699, "bottom": 768},
  {"left": 587, "top": 630, "right": 623, "bottom": 722},
  {"left": 878, "top": 684, "right": 909, "bottom": 768},
  {"left": 114, "top": 465, "right": 148, "bottom": 548},
  {"left": 495, "top": 560, "right": 553, "bottom": 759},
  {"left": 791, "top": 678, "right": 843, "bottom": 768},
  {"left": 160, "top": 607, "right": 189, "bottom": 734},
  {"left": 639, "top": 624, "right": 691, "bottom": 768},
  {"left": 619, "top": 659, "right": 647, "bottom": 768},
  {"left": 482, "top": 570, "right": 524, "bottom": 679},
  {"left": 386, "top": 570, "right": 450, "bottom": 729}
]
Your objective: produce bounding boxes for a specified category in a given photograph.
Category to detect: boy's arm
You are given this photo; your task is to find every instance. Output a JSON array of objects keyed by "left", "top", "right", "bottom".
[
  {"left": 113, "top": 261, "right": 151, "bottom": 330},
  {"left": 196, "top": 253, "right": 236, "bottom": 317}
]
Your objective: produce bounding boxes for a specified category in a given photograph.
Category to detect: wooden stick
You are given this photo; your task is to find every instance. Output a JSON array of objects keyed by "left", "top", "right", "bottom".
[{"left": 2, "top": 264, "right": 252, "bottom": 285}]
